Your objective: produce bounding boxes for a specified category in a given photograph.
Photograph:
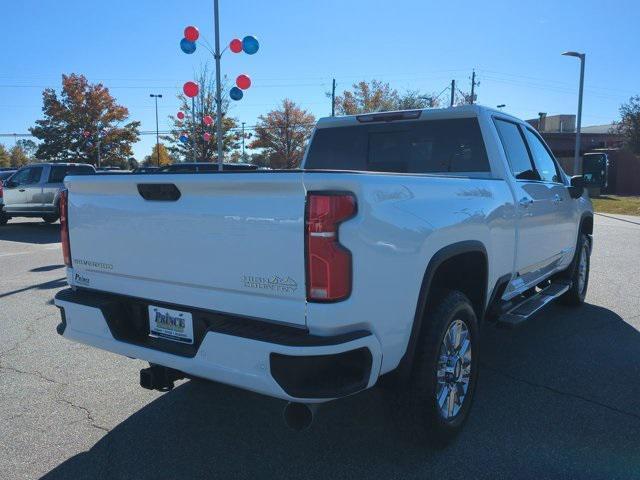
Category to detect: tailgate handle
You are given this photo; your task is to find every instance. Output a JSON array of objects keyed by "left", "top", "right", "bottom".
[{"left": 137, "top": 183, "right": 181, "bottom": 201}]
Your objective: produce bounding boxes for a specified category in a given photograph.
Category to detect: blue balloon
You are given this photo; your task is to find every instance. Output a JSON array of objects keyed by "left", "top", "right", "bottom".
[
  {"left": 242, "top": 36, "right": 259, "bottom": 55},
  {"left": 179, "top": 135, "right": 189, "bottom": 143},
  {"left": 180, "top": 38, "right": 196, "bottom": 54},
  {"left": 229, "top": 86, "right": 243, "bottom": 101}
]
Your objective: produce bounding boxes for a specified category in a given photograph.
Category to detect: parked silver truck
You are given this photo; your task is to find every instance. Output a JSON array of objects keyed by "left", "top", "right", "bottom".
[{"left": 0, "top": 163, "right": 95, "bottom": 225}]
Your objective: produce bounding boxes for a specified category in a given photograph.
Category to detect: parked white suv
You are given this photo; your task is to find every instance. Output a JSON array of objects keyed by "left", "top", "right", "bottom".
[{"left": 53, "top": 105, "right": 592, "bottom": 443}]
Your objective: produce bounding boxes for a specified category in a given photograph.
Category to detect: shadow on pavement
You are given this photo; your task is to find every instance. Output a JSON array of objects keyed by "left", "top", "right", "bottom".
[
  {"left": 42, "top": 303, "right": 640, "bottom": 479},
  {"left": 0, "top": 277, "right": 67, "bottom": 299},
  {"left": 30, "top": 264, "right": 65, "bottom": 273},
  {"left": 0, "top": 222, "right": 60, "bottom": 245}
]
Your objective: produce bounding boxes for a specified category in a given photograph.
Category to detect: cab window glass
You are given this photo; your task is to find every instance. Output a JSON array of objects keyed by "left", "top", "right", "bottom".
[
  {"left": 493, "top": 119, "right": 537, "bottom": 180},
  {"left": 523, "top": 128, "right": 560, "bottom": 183},
  {"left": 11, "top": 167, "right": 42, "bottom": 185},
  {"left": 25, "top": 167, "right": 44, "bottom": 184}
]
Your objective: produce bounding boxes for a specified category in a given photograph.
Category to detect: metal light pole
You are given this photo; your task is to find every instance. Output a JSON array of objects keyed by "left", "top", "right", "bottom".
[
  {"left": 192, "top": 97, "right": 197, "bottom": 163},
  {"left": 150, "top": 94, "right": 163, "bottom": 166},
  {"left": 241, "top": 121, "right": 245, "bottom": 161},
  {"left": 213, "top": 0, "right": 224, "bottom": 170},
  {"left": 562, "top": 51, "right": 586, "bottom": 175}
]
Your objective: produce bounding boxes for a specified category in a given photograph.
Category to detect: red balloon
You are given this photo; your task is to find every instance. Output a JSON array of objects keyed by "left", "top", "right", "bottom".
[
  {"left": 203, "top": 132, "right": 212, "bottom": 142},
  {"left": 83, "top": 130, "right": 90, "bottom": 138},
  {"left": 177, "top": 111, "right": 185, "bottom": 120},
  {"left": 183, "top": 81, "right": 199, "bottom": 98},
  {"left": 229, "top": 38, "right": 243, "bottom": 53},
  {"left": 236, "top": 74, "right": 251, "bottom": 90},
  {"left": 203, "top": 115, "right": 213, "bottom": 126},
  {"left": 184, "top": 26, "right": 199, "bottom": 42}
]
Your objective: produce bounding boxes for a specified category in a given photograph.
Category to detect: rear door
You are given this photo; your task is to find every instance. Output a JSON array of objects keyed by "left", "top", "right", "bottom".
[
  {"left": 493, "top": 118, "right": 563, "bottom": 292},
  {"left": 522, "top": 127, "right": 577, "bottom": 260},
  {"left": 24, "top": 165, "right": 45, "bottom": 211}
]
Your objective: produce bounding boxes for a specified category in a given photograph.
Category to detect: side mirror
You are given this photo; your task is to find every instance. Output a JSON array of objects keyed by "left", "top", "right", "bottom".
[{"left": 568, "top": 175, "right": 584, "bottom": 199}]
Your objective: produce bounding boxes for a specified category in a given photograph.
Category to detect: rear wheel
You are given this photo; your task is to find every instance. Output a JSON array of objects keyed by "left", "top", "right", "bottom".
[
  {"left": 0, "top": 212, "right": 8, "bottom": 226},
  {"left": 400, "top": 290, "right": 480, "bottom": 446},
  {"left": 42, "top": 214, "right": 59, "bottom": 224},
  {"left": 560, "top": 233, "right": 590, "bottom": 305}
]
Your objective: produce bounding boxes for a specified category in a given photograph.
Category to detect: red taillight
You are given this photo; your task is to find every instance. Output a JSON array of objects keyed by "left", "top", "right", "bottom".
[
  {"left": 0, "top": 180, "right": 4, "bottom": 198},
  {"left": 305, "top": 193, "right": 356, "bottom": 302},
  {"left": 60, "top": 189, "right": 72, "bottom": 267}
]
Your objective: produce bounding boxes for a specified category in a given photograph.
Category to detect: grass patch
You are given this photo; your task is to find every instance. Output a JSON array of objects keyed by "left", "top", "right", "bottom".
[{"left": 591, "top": 195, "right": 640, "bottom": 216}]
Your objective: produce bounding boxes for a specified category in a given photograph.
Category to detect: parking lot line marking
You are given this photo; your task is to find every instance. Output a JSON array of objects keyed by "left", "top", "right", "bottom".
[
  {"left": 0, "top": 251, "right": 32, "bottom": 258},
  {"left": 0, "top": 245, "right": 61, "bottom": 257}
]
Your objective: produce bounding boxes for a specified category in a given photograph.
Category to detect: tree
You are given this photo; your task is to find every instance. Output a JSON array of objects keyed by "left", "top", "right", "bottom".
[
  {"left": 9, "top": 145, "right": 29, "bottom": 168},
  {"left": 16, "top": 139, "right": 38, "bottom": 160},
  {"left": 0, "top": 144, "right": 9, "bottom": 168},
  {"left": 248, "top": 99, "right": 315, "bottom": 169},
  {"left": 164, "top": 66, "right": 239, "bottom": 162},
  {"left": 398, "top": 89, "right": 442, "bottom": 109},
  {"left": 616, "top": 96, "right": 640, "bottom": 154},
  {"left": 30, "top": 74, "right": 140, "bottom": 165},
  {"left": 143, "top": 143, "right": 175, "bottom": 166},
  {"left": 332, "top": 80, "right": 442, "bottom": 115},
  {"left": 333, "top": 80, "right": 399, "bottom": 115}
]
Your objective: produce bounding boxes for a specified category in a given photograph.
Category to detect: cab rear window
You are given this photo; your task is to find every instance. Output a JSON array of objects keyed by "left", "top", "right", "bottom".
[{"left": 305, "top": 118, "right": 489, "bottom": 174}]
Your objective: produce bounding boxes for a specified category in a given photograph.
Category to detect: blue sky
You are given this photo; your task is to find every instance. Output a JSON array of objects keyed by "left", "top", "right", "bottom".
[{"left": 0, "top": 0, "right": 637, "bottom": 159}]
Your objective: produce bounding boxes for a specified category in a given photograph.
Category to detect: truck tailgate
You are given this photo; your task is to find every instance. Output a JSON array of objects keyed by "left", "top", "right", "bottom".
[{"left": 65, "top": 173, "right": 307, "bottom": 326}]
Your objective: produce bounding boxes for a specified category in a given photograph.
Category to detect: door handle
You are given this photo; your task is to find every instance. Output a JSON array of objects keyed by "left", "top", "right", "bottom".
[
  {"left": 518, "top": 197, "right": 533, "bottom": 208},
  {"left": 18, "top": 188, "right": 26, "bottom": 192},
  {"left": 553, "top": 194, "right": 563, "bottom": 204}
]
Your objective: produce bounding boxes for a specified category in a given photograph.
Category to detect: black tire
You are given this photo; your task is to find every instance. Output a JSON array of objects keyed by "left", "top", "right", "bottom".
[
  {"left": 559, "top": 233, "right": 590, "bottom": 306},
  {"left": 398, "top": 290, "right": 480, "bottom": 446},
  {"left": 42, "top": 214, "right": 59, "bottom": 224},
  {"left": 0, "top": 212, "right": 8, "bottom": 226}
]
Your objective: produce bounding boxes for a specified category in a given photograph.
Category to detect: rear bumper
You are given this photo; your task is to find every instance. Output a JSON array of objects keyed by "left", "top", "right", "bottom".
[{"left": 54, "top": 288, "right": 382, "bottom": 403}]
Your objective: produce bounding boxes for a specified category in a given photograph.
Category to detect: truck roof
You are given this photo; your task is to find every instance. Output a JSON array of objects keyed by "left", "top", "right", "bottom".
[
  {"left": 22, "top": 162, "right": 95, "bottom": 168},
  {"left": 316, "top": 104, "right": 522, "bottom": 129}
]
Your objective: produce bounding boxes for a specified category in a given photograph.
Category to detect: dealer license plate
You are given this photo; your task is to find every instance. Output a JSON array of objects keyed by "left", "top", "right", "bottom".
[{"left": 148, "top": 305, "right": 194, "bottom": 344}]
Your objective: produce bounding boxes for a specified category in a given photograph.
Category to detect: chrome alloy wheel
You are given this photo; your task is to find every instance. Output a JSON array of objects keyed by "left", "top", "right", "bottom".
[
  {"left": 577, "top": 243, "right": 589, "bottom": 294},
  {"left": 436, "top": 319, "right": 472, "bottom": 420}
]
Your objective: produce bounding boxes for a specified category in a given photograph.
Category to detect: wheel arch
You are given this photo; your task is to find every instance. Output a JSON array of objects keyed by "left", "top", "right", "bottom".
[{"left": 396, "top": 240, "right": 488, "bottom": 383}]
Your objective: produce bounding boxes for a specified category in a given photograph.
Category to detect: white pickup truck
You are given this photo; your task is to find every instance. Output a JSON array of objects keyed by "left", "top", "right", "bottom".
[{"left": 54, "top": 105, "right": 593, "bottom": 443}]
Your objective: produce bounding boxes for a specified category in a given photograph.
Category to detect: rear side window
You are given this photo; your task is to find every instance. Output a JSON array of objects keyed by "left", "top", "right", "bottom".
[
  {"left": 494, "top": 119, "right": 537, "bottom": 180},
  {"left": 48, "top": 165, "right": 94, "bottom": 183},
  {"left": 305, "top": 118, "right": 490, "bottom": 174}
]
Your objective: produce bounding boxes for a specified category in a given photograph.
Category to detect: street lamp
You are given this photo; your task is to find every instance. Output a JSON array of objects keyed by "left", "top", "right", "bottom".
[
  {"left": 562, "top": 51, "right": 585, "bottom": 175},
  {"left": 496, "top": 104, "right": 506, "bottom": 109},
  {"left": 150, "top": 94, "right": 163, "bottom": 166}
]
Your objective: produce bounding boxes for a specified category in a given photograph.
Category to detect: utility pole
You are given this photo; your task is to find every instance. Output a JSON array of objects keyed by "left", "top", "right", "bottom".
[
  {"left": 331, "top": 78, "right": 336, "bottom": 117},
  {"left": 470, "top": 70, "right": 478, "bottom": 104},
  {"left": 213, "top": 0, "right": 224, "bottom": 170},
  {"left": 241, "top": 121, "right": 246, "bottom": 161},
  {"left": 150, "top": 94, "right": 162, "bottom": 166},
  {"left": 450, "top": 79, "right": 455, "bottom": 107}
]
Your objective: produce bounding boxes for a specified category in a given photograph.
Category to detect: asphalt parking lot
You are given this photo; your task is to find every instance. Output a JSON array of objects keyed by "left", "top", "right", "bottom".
[{"left": 1, "top": 215, "right": 639, "bottom": 480}]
